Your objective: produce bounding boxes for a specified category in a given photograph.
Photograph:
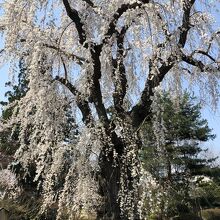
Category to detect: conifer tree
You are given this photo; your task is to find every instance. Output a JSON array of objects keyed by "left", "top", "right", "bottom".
[{"left": 142, "top": 91, "right": 217, "bottom": 215}]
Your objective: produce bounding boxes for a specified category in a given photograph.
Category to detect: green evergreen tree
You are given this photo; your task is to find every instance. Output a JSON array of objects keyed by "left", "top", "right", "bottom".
[{"left": 141, "top": 91, "right": 218, "bottom": 216}]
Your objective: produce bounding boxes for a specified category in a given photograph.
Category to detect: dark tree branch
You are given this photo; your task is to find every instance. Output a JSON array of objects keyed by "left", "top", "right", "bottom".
[
  {"left": 182, "top": 67, "right": 193, "bottom": 75},
  {"left": 60, "top": 56, "right": 68, "bottom": 81},
  {"left": 178, "top": 0, "right": 195, "bottom": 48},
  {"left": 181, "top": 53, "right": 220, "bottom": 72},
  {"left": 155, "top": 10, "right": 171, "bottom": 43},
  {"left": 82, "top": 0, "right": 95, "bottom": 8},
  {"left": 20, "top": 39, "right": 87, "bottom": 65},
  {"left": 103, "top": 0, "right": 150, "bottom": 43},
  {"left": 81, "top": 0, "right": 150, "bottom": 123},
  {"left": 90, "top": 45, "right": 109, "bottom": 126},
  {"left": 63, "top": 0, "right": 87, "bottom": 47},
  {"left": 62, "top": 1, "right": 110, "bottom": 126},
  {"left": 44, "top": 43, "right": 87, "bottom": 65},
  {"left": 55, "top": 76, "right": 93, "bottom": 124},
  {"left": 131, "top": 47, "right": 220, "bottom": 128},
  {"left": 112, "top": 26, "right": 129, "bottom": 113},
  {"left": 130, "top": 56, "right": 175, "bottom": 128},
  {"left": 130, "top": 0, "right": 196, "bottom": 128},
  {"left": 182, "top": 54, "right": 206, "bottom": 71},
  {"left": 192, "top": 50, "right": 216, "bottom": 62},
  {"left": 152, "top": 1, "right": 195, "bottom": 51}
]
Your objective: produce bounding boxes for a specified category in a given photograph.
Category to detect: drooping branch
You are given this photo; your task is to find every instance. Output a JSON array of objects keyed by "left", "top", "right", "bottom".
[
  {"left": 55, "top": 76, "right": 93, "bottom": 124},
  {"left": 207, "top": 31, "right": 220, "bottom": 52},
  {"left": 147, "top": 1, "right": 195, "bottom": 53},
  {"left": 62, "top": 0, "right": 88, "bottom": 47},
  {"left": 154, "top": 8, "right": 171, "bottom": 44},
  {"left": 60, "top": 56, "right": 68, "bottom": 80},
  {"left": 130, "top": 0, "right": 196, "bottom": 128}
]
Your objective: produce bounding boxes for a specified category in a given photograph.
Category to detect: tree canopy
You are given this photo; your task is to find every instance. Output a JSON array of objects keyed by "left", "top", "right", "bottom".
[{"left": 0, "top": 0, "right": 220, "bottom": 219}]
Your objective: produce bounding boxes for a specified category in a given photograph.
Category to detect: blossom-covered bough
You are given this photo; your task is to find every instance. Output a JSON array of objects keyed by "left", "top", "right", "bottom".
[{"left": 1, "top": 0, "right": 220, "bottom": 219}]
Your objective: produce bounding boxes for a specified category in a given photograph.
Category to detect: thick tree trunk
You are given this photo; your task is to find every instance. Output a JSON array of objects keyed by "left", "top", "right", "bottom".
[
  {"left": 97, "top": 151, "right": 121, "bottom": 220},
  {"left": 97, "top": 127, "right": 141, "bottom": 220}
]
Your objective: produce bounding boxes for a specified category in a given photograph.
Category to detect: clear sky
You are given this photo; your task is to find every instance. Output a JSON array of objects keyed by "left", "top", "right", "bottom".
[{"left": 202, "top": 107, "right": 220, "bottom": 160}]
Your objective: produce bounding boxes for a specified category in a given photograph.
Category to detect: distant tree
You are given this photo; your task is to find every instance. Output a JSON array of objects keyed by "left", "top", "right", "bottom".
[{"left": 141, "top": 91, "right": 217, "bottom": 216}]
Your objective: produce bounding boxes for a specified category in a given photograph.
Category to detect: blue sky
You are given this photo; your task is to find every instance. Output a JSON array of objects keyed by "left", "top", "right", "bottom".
[{"left": 201, "top": 106, "right": 220, "bottom": 158}]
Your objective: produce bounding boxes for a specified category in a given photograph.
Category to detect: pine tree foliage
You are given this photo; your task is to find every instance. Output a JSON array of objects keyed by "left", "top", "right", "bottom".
[
  {"left": 141, "top": 90, "right": 217, "bottom": 215},
  {"left": 142, "top": 91, "right": 216, "bottom": 178},
  {"left": 0, "top": 0, "right": 220, "bottom": 219},
  {"left": 142, "top": 91, "right": 217, "bottom": 211}
]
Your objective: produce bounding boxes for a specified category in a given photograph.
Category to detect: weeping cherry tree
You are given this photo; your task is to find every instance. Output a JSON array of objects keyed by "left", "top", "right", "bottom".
[{"left": 0, "top": 0, "right": 220, "bottom": 219}]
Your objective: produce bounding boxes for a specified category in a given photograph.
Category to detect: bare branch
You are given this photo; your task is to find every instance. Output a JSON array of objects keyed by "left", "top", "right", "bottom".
[
  {"left": 55, "top": 76, "right": 93, "bottom": 124},
  {"left": 192, "top": 50, "right": 216, "bottom": 62},
  {"left": 181, "top": 53, "right": 220, "bottom": 72}
]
